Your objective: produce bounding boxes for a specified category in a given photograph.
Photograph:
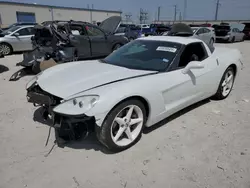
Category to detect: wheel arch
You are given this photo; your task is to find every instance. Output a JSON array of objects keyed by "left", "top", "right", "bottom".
[
  {"left": 229, "top": 64, "right": 237, "bottom": 76},
  {"left": 107, "top": 95, "right": 151, "bottom": 120}
]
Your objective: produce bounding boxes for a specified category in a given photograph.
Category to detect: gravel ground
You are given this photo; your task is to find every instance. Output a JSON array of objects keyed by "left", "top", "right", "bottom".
[{"left": 0, "top": 41, "right": 250, "bottom": 188}]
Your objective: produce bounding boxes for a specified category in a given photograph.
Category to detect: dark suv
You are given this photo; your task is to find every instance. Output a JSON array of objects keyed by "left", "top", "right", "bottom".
[{"left": 242, "top": 23, "right": 250, "bottom": 40}]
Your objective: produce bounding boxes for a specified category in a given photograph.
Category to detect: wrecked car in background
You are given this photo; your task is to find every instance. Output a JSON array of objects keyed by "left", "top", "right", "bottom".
[{"left": 17, "top": 16, "right": 128, "bottom": 73}]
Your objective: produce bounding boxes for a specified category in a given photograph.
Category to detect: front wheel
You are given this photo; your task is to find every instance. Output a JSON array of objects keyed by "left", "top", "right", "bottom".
[
  {"left": 0, "top": 43, "right": 12, "bottom": 55},
  {"left": 213, "top": 67, "right": 235, "bottom": 100},
  {"left": 97, "top": 99, "right": 146, "bottom": 152}
]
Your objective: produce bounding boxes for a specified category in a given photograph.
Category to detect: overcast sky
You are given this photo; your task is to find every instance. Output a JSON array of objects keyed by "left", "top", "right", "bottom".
[{"left": 1, "top": 0, "right": 250, "bottom": 22}]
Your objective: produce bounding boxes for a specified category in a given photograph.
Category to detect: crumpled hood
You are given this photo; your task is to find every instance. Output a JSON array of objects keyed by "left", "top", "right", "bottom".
[{"left": 37, "top": 60, "right": 156, "bottom": 99}]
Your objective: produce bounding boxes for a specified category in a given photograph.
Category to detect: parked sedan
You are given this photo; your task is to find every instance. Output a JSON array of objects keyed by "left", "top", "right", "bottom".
[
  {"left": 215, "top": 25, "right": 245, "bottom": 42},
  {"left": 0, "top": 25, "right": 35, "bottom": 55},
  {"left": 191, "top": 27, "right": 215, "bottom": 45}
]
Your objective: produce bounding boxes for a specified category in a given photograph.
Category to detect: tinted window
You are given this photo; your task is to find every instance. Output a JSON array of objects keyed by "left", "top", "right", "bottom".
[
  {"left": 217, "top": 26, "right": 230, "bottom": 30},
  {"left": 197, "top": 28, "right": 204, "bottom": 34},
  {"left": 1, "top": 26, "right": 21, "bottom": 35},
  {"left": 204, "top": 28, "right": 211, "bottom": 33},
  {"left": 86, "top": 26, "right": 104, "bottom": 36},
  {"left": 16, "top": 27, "right": 33, "bottom": 36},
  {"left": 103, "top": 40, "right": 182, "bottom": 72}
]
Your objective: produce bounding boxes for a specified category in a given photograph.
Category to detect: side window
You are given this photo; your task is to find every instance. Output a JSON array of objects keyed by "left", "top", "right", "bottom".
[
  {"left": 204, "top": 28, "right": 211, "bottom": 33},
  {"left": 27, "top": 27, "right": 35, "bottom": 35},
  {"left": 15, "top": 28, "right": 32, "bottom": 36},
  {"left": 178, "top": 42, "right": 208, "bottom": 68},
  {"left": 232, "top": 28, "right": 236, "bottom": 32},
  {"left": 235, "top": 28, "right": 240, "bottom": 32},
  {"left": 86, "top": 26, "right": 104, "bottom": 36},
  {"left": 196, "top": 28, "right": 204, "bottom": 35}
]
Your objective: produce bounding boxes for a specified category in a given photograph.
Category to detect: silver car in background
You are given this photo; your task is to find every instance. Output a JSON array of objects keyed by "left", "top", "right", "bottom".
[
  {"left": 191, "top": 27, "right": 216, "bottom": 45},
  {"left": 214, "top": 25, "right": 245, "bottom": 43},
  {"left": 0, "top": 25, "right": 35, "bottom": 55}
]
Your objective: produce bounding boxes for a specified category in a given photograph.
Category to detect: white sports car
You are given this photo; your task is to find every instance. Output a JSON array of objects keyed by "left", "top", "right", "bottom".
[{"left": 26, "top": 36, "right": 243, "bottom": 152}]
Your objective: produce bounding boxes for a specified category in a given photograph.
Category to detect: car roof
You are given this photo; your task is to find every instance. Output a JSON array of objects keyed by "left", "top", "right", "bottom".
[{"left": 138, "top": 36, "right": 203, "bottom": 45}]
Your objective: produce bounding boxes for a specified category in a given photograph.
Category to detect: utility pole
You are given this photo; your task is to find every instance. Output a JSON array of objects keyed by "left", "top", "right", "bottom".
[
  {"left": 139, "top": 8, "right": 148, "bottom": 24},
  {"left": 125, "top": 13, "right": 132, "bottom": 23},
  {"left": 183, "top": 0, "right": 187, "bottom": 20},
  {"left": 179, "top": 11, "right": 182, "bottom": 21},
  {"left": 90, "top": 4, "right": 94, "bottom": 23},
  {"left": 174, "top": 5, "right": 177, "bottom": 22},
  {"left": 215, "top": 0, "right": 221, "bottom": 21},
  {"left": 157, "top": 6, "right": 161, "bottom": 21}
]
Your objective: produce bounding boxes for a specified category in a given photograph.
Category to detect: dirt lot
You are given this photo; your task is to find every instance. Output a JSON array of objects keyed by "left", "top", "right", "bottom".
[{"left": 0, "top": 41, "right": 250, "bottom": 188}]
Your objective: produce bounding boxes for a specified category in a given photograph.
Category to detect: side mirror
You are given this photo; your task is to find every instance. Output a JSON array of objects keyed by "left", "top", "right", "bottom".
[
  {"left": 182, "top": 61, "right": 204, "bottom": 74},
  {"left": 13, "top": 32, "right": 20, "bottom": 37}
]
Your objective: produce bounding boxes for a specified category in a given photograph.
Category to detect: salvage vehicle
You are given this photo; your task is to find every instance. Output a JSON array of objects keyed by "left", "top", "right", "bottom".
[
  {"left": 18, "top": 16, "right": 128, "bottom": 73},
  {"left": 215, "top": 24, "right": 245, "bottom": 42},
  {"left": 0, "top": 25, "right": 35, "bottom": 55},
  {"left": 191, "top": 27, "right": 215, "bottom": 45},
  {"left": 26, "top": 36, "right": 242, "bottom": 152}
]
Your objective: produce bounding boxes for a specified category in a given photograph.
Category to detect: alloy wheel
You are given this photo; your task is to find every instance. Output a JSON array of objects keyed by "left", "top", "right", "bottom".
[
  {"left": 0, "top": 44, "right": 11, "bottom": 55},
  {"left": 221, "top": 69, "right": 234, "bottom": 97},
  {"left": 110, "top": 105, "right": 144, "bottom": 147}
]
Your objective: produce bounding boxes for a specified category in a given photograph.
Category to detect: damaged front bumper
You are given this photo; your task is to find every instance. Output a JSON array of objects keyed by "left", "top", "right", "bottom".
[{"left": 27, "top": 87, "right": 98, "bottom": 144}]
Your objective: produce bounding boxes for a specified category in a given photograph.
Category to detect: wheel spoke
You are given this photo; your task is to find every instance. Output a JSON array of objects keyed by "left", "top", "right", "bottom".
[
  {"left": 227, "top": 75, "right": 233, "bottom": 83},
  {"left": 114, "top": 127, "right": 126, "bottom": 142},
  {"left": 126, "top": 106, "right": 134, "bottom": 121},
  {"left": 115, "top": 117, "right": 125, "bottom": 125},
  {"left": 129, "top": 118, "right": 143, "bottom": 126},
  {"left": 125, "top": 127, "right": 133, "bottom": 141},
  {"left": 222, "top": 80, "right": 227, "bottom": 87}
]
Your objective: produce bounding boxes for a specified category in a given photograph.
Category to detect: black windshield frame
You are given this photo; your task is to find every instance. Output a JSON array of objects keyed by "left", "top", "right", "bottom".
[{"left": 103, "top": 40, "right": 182, "bottom": 72}]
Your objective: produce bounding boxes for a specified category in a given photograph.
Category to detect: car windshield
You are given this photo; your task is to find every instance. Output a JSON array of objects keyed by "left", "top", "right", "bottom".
[
  {"left": 1, "top": 26, "right": 21, "bottom": 35},
  {"left": 103, "top": 40, "right": 182, "bottom": 72}
]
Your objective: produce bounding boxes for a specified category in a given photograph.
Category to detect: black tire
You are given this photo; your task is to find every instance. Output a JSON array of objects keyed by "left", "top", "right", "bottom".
[
  {"left": 212, "top": 66, "right": 235, "bottom": 100},
  {"left": 32, "top": 61, "right": 41, "bottom": 74},
  {"left": 96, "top": 99, "right": 146, "bottom": 152},
  {"left": 231, "top": 37, "right": 235, "bottom": 43},
  {"left": 112, "top": 43, "right": 121, "bottom": 52},
  {"left": 209, "top": 38, "right": 214, "bottom": 45},
  {"left": 0, "top": 43, "right": 13, "bottom": 55}
]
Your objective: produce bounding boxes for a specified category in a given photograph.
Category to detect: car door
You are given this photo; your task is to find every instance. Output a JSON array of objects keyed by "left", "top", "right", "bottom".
[
  {"left": 161, "top": 42, "right": 218, "bottom": 117},
  {"left": 85, "top": 25, "right": 110, "bottom": 57},
  {"left": 235, "top": 28, "right": 243, "bottom": 41},
  {"left": 68, "top": 24, "right": 91, "bottom": 59},
  {"left": 194, "top": 28, "right": 207, "bottom": 43},
  {"left": 9, "top": 27, "right": 34, "bottom": 51},
  {"left": 203, "top": 28, "right": 213, "bottom": 43}
]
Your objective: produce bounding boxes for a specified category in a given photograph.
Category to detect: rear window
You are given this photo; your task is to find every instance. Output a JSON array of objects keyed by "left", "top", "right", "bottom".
[
  {"left": 216, "top": 26, "right": 230, "bottom": 30},
  {"left": 243, "top": 23, "right": 250, "bottom": 28}
]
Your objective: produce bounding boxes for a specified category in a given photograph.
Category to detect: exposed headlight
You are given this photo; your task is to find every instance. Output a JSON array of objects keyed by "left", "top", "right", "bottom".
[{"left": 53, "top": 95, "right": 99, "bottom": 115}]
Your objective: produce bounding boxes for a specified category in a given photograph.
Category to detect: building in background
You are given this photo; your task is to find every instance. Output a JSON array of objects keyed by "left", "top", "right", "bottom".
[{"left": 0, "top": 1, "right": 122, "bottom": 27}]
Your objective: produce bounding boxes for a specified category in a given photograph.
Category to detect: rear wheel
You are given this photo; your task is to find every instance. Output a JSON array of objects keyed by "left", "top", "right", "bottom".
[
  {"left": 209, "top": 38, "right": 214, "bottom": 45},
  {"left": 230, "top": 36, "right": 235, "bottom": 43},
  {"left": 213, "top": 67, "right": 235, "bottom": 100},
  {"left": 97, "top": 99, "right": 146, "bottom": 152},
  {"left": 0, "top": 43, "right": 12, "bottom": 55}
]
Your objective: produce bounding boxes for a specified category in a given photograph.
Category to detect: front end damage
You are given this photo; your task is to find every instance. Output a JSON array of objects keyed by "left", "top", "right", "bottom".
[{"left": 26, "top": 82, "right": 96, "bottom": 145}]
